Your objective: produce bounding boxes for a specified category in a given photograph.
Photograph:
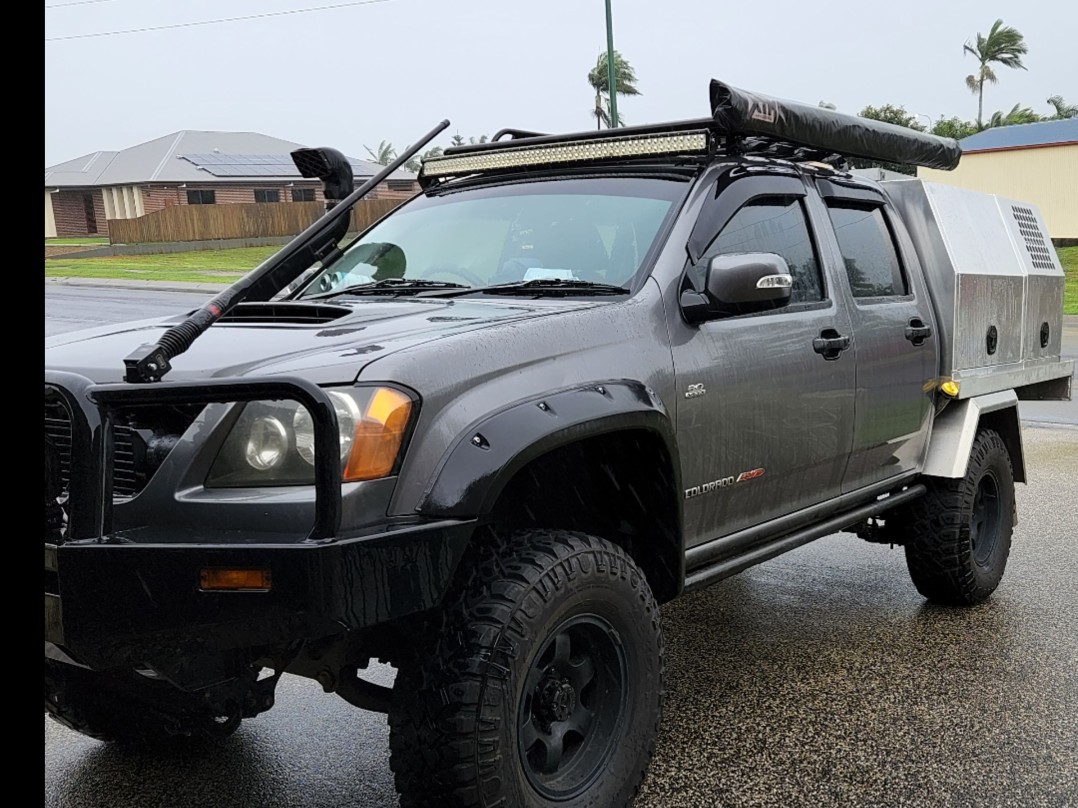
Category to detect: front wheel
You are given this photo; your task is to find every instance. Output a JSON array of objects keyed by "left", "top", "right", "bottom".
[
  {"left": 389, "top": 530, "right": 664, "bottom": 807},
  {"left": 902, "top": 428, "right": 1016, "bottom": 605}
]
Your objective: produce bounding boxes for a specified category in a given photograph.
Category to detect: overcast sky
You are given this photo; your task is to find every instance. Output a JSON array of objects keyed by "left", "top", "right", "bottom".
[{"left": 44, "top": 0, "right": 1076, "bottom": 166}]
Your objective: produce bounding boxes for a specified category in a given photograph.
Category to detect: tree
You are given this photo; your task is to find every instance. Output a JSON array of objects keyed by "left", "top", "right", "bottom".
[
  {"left": 931, "top": 116, "right": 978, "bottom": 140},
  {"left": 587, "top": 50, "right": 641, "bottom": 129},
  {"left": 858, "top": 104, "right": 926, "bottom": 131},
  {"left": 964, "top": 19, "right": 1028, "bottom": 129},
  {"left": 364, "top": 140, "right": 396, "bottom": 165},
  {"left": 848, "top": 104, "right": 924, "bottom": 175},
  {"left": 1045, "top": 95, "right": 1078, "bottom": 119},
  {"left": 450, "top": 133, "right": 488, "bottom": 147},
  {"left": 590, "top": 97, "right": 627, "bottom": 129},
  {"left": 404, "top": 147, "right": 444, "bottom": 173},
  {"left": 986, "top": 104, "right": 1039, "bottom": 128}
]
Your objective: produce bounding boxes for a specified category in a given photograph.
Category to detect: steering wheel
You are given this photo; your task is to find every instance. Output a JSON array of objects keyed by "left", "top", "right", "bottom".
[
  {"left": 318, "top": 271, "right": 343, "bottom": 292},
  {"left": 425, "top": 266, "right": 485, "bottom": 286}
]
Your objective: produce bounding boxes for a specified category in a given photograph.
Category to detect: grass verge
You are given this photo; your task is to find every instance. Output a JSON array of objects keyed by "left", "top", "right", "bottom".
[
  {"left": 1059, "top": 246, "right": 1077, "bottom": 315},
  {"left": 44, "top": 246, "right": 278, "bottom": 284},
  {"left": 45, "top": 237, "right": 110, "bottom": 246}
]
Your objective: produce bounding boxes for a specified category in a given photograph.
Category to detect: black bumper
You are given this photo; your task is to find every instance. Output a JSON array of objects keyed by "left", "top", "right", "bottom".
[{"left": 45, "top": 519, "right": 474, "bottom": 670}]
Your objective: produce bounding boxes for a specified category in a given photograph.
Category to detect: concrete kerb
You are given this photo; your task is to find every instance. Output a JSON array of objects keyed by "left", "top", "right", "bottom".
[
  {"left": 46, "top": 235, "right": 294, "bottom": 259},
  {"left": 45, "top": 277, "right": 229, "bottom": 294}
]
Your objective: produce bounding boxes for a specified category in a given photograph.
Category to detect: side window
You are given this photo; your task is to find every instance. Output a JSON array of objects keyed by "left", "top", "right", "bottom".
[
  {"left": 186, "top": 189, "right": 216, "bottom": 205},
  {"left": 704, "top": 196, "right": 823, "bottom": 304},
  {"left": 826, "top": 203, "right": 908, "bottom": 298}
]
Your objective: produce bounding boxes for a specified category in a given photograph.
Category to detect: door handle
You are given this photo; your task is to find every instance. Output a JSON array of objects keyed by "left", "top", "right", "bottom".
[
  {"left": 812, "top": 328, "right": 851, "bottom": 360},
  {"left": 905, "top": 318, "right": 932, "bottom": 346}
]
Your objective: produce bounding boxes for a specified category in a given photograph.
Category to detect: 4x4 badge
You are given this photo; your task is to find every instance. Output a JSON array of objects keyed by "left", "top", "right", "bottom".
[{"left": 684, "top": 383, "right": 707, "bottom": 399}]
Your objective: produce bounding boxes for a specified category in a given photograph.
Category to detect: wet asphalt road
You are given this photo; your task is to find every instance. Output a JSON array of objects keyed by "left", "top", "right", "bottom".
[{"left": 45, "top": 284, "right": 1078, "bottom": 807}]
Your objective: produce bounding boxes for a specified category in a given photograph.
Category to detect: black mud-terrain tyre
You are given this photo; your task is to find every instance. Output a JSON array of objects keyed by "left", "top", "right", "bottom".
[
  {"left": 388, "top": 530, "right": 664, "bottom": 808},
  {"left": 45, "top": 658, "right": 241, "bottom": 745},
  {"left": 903, "top": 428, "right": 1015, "bottom": 605}
]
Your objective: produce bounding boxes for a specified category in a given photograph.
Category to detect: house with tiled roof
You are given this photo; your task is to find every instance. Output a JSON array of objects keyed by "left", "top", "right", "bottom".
[{"left": 45, "top": 131, "right": 418, "bottom": 238}]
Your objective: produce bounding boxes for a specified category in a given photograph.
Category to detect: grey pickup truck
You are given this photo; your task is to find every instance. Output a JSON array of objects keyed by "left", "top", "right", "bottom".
[{"left": 45, "top": 80, "right": 1072, "bottom": 807}]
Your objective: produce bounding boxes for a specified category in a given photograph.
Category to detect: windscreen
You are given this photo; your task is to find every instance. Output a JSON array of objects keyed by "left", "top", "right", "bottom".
[{"left": 298, "top": 177, "right": 686, "bottom": 296}]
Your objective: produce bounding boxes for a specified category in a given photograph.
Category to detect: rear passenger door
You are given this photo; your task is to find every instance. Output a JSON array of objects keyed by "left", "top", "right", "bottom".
[{"left": 811, "top": 179, "right": 937, "bottom": 493}]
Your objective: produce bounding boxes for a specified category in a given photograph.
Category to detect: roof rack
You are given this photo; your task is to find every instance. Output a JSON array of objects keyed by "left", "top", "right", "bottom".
[
  {"left": 708, "top": 80, "right": 960, "bottom": 171},
  {"left": 420, "top": 80, "right": 961, "bottom": 184}
]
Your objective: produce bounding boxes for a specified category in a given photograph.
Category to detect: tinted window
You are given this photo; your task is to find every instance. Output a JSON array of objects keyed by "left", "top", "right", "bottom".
[
  {"left": 827, "top": 204, "right": 907, "bottom": 297},
  {"left": 291, "top": 188, "right": 315, "bottom": 202},
  {"left": 706, "top": 197, "right": 823, "bottom": 303},
  {"left": 254, "top": 189, "right": 280, "bottom": 203}
]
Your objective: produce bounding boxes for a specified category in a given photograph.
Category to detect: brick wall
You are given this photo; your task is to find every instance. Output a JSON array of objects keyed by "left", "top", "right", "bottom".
[
  {"left": 140, "top": 186, "right": 184, "bottom": 215},
  {"left": 92, "top": 192, "right": 107, "bottom": 235},
  {"left": 51, "top": 190, "right": 107, "bottom": 237},
  {"left": 369, "top": 186, "right": 418, "bottom": 201}
]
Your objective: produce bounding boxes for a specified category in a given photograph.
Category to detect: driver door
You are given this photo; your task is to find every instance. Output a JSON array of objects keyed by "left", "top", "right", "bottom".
[{"left": 669, "top": 173, "right": 856, "bottom": 546}]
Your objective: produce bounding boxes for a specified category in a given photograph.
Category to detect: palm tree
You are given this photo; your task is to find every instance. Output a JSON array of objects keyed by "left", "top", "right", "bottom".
[
  {"left": 589, "top": 97, "right": 627, "bottom": 129},
  {"left": 587, "top": 50, "right": 641, "bottom": 129},
  {"left": 364, "top": 140, "right": 397, "bottom": 165},
  {"left": 964, "top": 19, "right": 1028, "bottom": 129},
  {"left": 1045, "top": 95, "right": 1078, "bottom": 119},
  {"left": 404, "top": 146, "right": 444, "bottom": 173},
  {"left": 986, "top": 104, "right": 1040, "bottom": 129}
]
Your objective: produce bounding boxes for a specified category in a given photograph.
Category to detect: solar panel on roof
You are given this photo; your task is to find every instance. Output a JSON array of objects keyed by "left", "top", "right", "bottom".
[{"left": 176, "top": 153, "right": 398, "bottom": 179}]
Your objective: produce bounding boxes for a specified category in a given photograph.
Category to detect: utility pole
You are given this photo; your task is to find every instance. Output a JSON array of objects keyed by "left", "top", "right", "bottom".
[{"left": 605, "top": 0, "right": 618, "bottom": 128}]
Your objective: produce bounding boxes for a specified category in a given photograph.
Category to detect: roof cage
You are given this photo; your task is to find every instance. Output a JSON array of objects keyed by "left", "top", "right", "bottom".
[{"left": 420, "top": 80, "right": 961, "bottom": 183}]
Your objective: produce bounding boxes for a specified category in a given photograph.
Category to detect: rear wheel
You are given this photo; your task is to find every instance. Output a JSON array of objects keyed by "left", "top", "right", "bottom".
[
  {"left": 388, "top": 529, "right": 664, "bottom": 807},
  {"left": 902, "top": 428, "right": 1015, "bottom": 605}
]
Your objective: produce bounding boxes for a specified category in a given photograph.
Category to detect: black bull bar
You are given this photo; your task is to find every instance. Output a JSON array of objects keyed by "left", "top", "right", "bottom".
[{"left": 44, "top": 371, "right": 344, "bottom": 542}]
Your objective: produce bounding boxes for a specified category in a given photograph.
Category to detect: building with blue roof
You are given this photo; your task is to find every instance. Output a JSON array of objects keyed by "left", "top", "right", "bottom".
[{"left": 919, "top": 118, "right": 1077, "bottom": 240}]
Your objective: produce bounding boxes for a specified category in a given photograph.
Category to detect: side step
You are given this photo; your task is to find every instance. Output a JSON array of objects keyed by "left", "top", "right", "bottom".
[{"left": 684, "top": 484, "right": 925, "bottom": 592}]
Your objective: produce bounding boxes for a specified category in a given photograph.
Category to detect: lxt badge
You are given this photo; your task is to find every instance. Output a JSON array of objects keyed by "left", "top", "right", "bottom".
[{"left": 685, "top": 467, "right": 765, "bottom": 499}]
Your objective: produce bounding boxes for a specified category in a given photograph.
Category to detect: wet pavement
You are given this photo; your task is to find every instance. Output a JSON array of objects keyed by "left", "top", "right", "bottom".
[{"left": 44, "top": 427, "right": 1078, "bottom": 808}]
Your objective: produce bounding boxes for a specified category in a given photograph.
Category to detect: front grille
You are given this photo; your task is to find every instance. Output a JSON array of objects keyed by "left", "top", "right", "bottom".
[
  {"left": 113, "top": 424, "right": 139, "bottom": 498},
  {"left": 109, "top": 405, "right": 202, "bottom": 499},
  {"left": 44, "top": 398, "right": 72, "bottom": 497},
  {"left": 44, "top": 391, "right": 202, "bottom": 507}
]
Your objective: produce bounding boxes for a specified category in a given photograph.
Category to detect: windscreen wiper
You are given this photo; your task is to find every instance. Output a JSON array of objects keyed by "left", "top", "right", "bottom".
[
  {"left": 424, "top": 278, "right": 630, "bottom": 297},
  {"left": 310, "top": 278, "right": 469, "bottom": 299}
]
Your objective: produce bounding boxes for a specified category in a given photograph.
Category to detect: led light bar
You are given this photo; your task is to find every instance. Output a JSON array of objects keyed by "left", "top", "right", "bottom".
[{"left": 421, "top": 130, "right": 710, "bottom": 179}]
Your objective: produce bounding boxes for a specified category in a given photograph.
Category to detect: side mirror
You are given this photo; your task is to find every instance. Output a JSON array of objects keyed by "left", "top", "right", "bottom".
[{"left": 681, "top": 252, "right": 793, "bottom": 322}]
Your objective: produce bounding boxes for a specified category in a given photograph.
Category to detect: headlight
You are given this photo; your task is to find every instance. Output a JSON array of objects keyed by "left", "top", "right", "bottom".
[
  {"left": 245, "top": 414, "right": 289, "bottom": 471},
  {"left": 293, "top": 390, "right": 361, "bottom": 466},
  {"left": 206, "top": 386, "right": 414, "bottom": 488}
]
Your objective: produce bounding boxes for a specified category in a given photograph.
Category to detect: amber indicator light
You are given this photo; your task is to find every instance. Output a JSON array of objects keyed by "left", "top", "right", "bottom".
[{"left": 199, "top": 568, "right": 272, "bottom": 591}]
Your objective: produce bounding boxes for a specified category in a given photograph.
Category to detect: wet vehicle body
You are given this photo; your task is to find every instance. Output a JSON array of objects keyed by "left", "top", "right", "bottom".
[{"left": 45, "top": 81, "right": 1072, "bottom": 806}]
